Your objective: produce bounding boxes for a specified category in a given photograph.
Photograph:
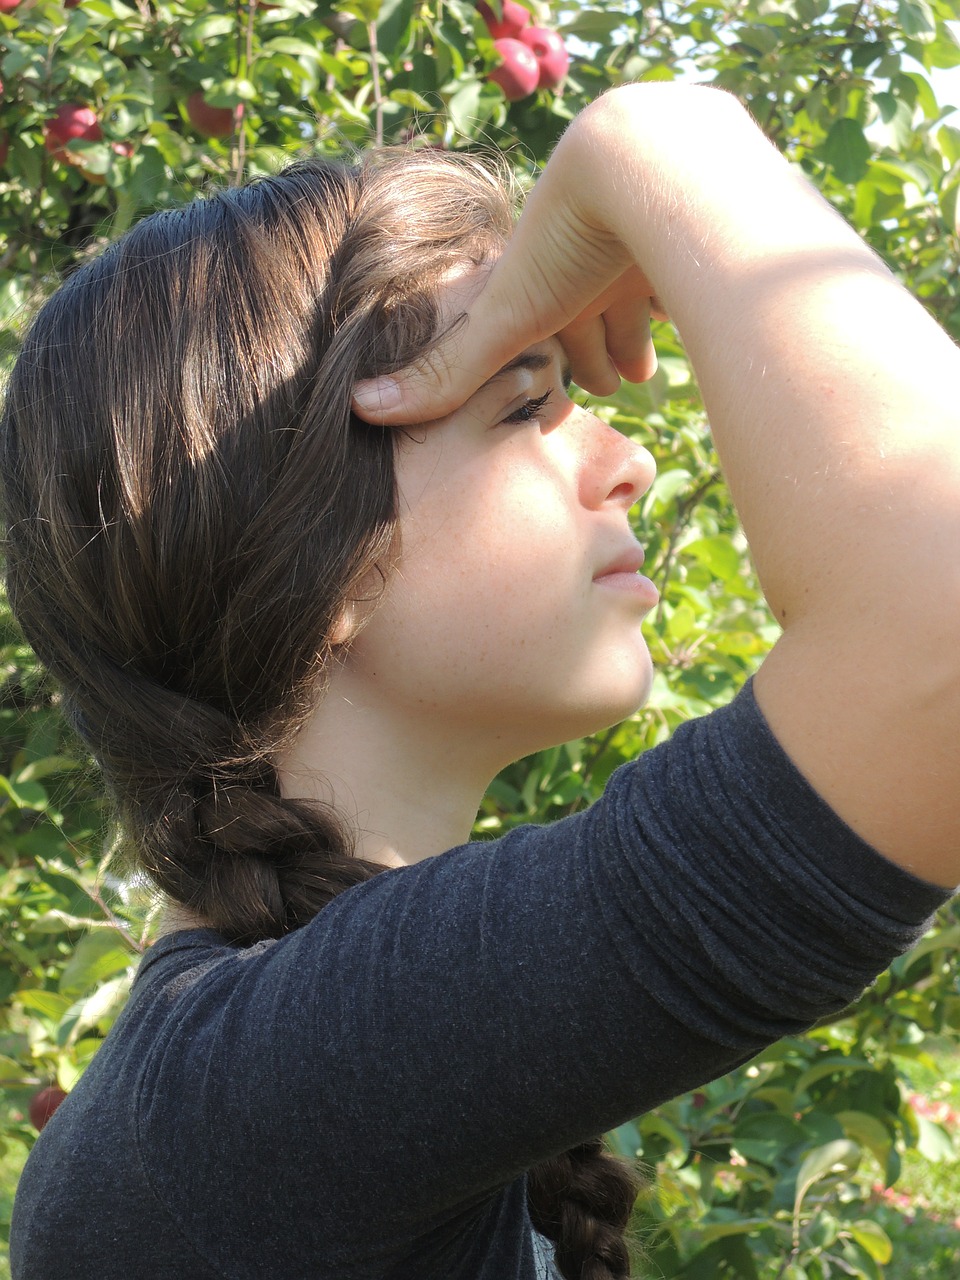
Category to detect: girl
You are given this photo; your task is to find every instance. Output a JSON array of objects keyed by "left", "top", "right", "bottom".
[{"left": 4, "top": 84, "right": 959, "bottom": 1280}]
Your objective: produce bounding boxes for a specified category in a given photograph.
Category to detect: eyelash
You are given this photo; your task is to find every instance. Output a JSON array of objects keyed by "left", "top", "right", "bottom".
[{"left": 502, "top": 390, "right": 553, "bottom": 425}]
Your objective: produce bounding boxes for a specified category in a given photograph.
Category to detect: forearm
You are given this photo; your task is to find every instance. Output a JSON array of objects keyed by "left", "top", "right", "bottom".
[{"left": 556, "top": 85, "right": 960, "bottom": 636}]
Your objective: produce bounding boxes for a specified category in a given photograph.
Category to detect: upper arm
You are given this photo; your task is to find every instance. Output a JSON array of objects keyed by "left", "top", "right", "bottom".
[{"left": 754, "top": 615, "right": 960, "bottom": 891}]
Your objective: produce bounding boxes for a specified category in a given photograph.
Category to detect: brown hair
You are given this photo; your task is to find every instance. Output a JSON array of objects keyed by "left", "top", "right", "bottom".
[{"left": 0, "top": 148, "right": 639, "bottom": 1278}]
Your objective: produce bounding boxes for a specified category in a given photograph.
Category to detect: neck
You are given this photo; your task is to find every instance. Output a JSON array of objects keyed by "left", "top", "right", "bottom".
[{"left": 277, "top": 658, "right": 501, "bottom": 868}]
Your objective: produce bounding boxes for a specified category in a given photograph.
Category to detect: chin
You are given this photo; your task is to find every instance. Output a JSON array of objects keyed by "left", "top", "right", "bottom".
[
  {"left": 512, "top": 662, "right": 655, "bottom": 760},
  {"left": 589, "top": 650, "right": 655, "bottom": 728}
]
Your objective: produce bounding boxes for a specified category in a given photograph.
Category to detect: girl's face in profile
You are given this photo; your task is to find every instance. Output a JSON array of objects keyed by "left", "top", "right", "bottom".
[{"left": 341, "top": 275, "right": 659, "bottom": 771}]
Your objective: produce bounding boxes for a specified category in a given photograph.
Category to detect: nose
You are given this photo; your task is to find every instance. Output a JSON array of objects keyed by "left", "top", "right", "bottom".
[{"left": 573, "top": 411, "right": 656, "bottom": 512}]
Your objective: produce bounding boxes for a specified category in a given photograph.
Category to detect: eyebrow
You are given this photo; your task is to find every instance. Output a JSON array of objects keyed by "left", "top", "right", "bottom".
[{"left": 481, "top": 350, "right": 573, "bottom": 390}]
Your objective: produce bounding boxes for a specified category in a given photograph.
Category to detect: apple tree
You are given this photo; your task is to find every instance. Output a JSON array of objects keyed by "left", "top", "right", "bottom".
[{"left": 2, "top": 1, "right": 960, "bottom": 1275}]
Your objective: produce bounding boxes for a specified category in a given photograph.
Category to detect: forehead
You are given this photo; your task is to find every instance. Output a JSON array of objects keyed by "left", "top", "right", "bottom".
[{"left": 432, "top": 263, "right": 569, "bottom": 401}]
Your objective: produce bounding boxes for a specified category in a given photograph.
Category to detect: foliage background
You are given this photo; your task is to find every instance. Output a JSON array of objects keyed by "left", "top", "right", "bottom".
[{"left": 1, "top": 0, "right": 959, "bottom": 1276}]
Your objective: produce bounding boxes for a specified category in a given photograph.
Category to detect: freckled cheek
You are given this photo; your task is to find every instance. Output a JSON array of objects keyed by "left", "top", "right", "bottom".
[
  {"left": 395, "top": 454, "right": 584, "bottom": 616},
  {"left": 410, "top": 509, "right": 574, "bottom": 606}
]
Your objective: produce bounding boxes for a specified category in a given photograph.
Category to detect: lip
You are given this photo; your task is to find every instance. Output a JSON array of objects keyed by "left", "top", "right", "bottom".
[
  {"left": 594, "top": 545, "right": 647, "bottom": 579},
  {"left": 593, "top": 543, "right": 660, "bottom": 607}
]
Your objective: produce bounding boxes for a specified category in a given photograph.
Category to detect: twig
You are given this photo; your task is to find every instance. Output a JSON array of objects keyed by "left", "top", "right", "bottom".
[
  {"left": 367, "top": 20, "right": 384, "bottom": 147},
  {"left": 565, "top": 723, "right": 622, "bottom": 815},
  {"left": 81, "top": 877, "right": 144, "bottom": 954},
  {"left": 653, "top": 469, "right": 721, "bottom": 626}
]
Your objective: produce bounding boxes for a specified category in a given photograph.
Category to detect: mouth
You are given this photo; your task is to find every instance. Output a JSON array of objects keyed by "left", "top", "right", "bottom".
[
  {"left": 593, "top": 544, "right": 659, "bottom": 607},
  {"left": 593, "top": 545, "right": 647, "bottom": 580}
]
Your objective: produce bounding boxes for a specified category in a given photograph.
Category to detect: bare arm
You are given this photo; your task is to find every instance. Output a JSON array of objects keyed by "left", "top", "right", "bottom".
[{"left": 355, "top": 84, "right": 960, "bottom": 888}]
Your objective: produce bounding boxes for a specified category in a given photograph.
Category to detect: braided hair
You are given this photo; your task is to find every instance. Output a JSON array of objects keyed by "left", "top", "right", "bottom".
[{"left": 0, "top": 149, "right": 640, "bottom": 1278}]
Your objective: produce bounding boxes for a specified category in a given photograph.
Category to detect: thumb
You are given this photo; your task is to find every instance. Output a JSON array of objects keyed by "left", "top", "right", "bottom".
[
  {"left": 351, "top": 323, "right": 499, "bottom": 427},
  {"left": 351, "top": 273, "right": 547, "bottom": 427}
]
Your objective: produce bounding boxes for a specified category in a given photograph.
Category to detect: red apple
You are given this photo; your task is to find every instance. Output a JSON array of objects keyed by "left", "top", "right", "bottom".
[
  {"left": 477, "top": 0, "right": 529, "bottom": 40},
  {"left": 489, "top": 37, "right": 539, "bottom": 101},
  {"left": 44, "top": 104, "right": 103, "bottom": 163},
  {"left": 520, "top": 26, "right": 569, "bottom": 90},
  {"left": 29, "top": 1085, "right": 67, "bottom": 1132},
  {"left": 186, "top": 90, "right": 239, "bottom": 139},
  {"left": 0, "top": 0, "right": 22, "bottom": 11}
]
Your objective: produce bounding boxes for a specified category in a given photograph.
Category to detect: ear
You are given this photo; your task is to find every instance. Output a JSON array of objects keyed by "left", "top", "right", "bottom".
[
  {"left": 329, "top": 563, "right": 390, "bottom": 647},
  {"left": 329, "top": 601, "right": 362, "bottom": 648}
]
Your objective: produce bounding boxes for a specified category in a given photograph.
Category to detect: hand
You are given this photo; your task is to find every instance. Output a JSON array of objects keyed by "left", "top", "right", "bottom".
[{"left": 351, "top": 117, "right": 666, "bottom": 425}]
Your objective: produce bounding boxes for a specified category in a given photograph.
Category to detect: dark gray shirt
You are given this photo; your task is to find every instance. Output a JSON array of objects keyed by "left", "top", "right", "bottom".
[{"left": 11, "top": 683, "right": 953, "bottom": 1279}]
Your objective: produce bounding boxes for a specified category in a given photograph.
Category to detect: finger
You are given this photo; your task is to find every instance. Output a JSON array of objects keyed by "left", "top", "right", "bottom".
[
  {"left": 352, "top": 350, "right": 473, "bottom": 427},
  {"left": 352, "top": 317, "right": 495, "bottom": 426},
  {"left": 558, "top": 313, "right": 621, "bottom": 397},
  {"left": 352, "top": 269, "right": 550, "bottom": 425},
  {"left": 601, "top": 294, "right": 657, "bottom": 383}
]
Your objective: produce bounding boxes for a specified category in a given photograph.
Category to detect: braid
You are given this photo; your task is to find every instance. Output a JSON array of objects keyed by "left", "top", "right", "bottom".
[
  {"left": 528, "top": 1139, "right": 642, "bottom": 1280},
  {"left": 54, "top": 656, "right": 383, "bottom": 946}
]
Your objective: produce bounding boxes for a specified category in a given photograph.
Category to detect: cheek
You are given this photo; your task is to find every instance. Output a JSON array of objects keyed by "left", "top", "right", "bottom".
[
  {"left": 364, "top": 477, "right": 581, "bottom": 683},
  {"left": 409, "top": 452, "right": 581, "bottom": 587}
]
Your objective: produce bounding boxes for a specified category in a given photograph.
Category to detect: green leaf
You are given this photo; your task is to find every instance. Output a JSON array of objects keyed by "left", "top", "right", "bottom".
[
  {"left": 640, "top": 63, "right": 677, "bottom": 81},
  {"left": 848, "top": 1220, "right": 893, "bottom": 1264},
  {"left": 26, "top": 911, "right": 116, "bottom": 934},
  {"left": 0, "top": 967, "right": 18, "bottom": 1004},
  {"left": 376, "top": 0, "right": 409, "bottom": 53},
  {"left": 900, "top": 923, "right": 960, "bottom": 974},
  {"left": 16, "top": 989, "right": 73, "bottom": 1022},
  {"left": 448, "top": 79, "right": 482, "bottom": 139},
  {"left": 57, "top": 974, "right": 131, "bottom": 1046},
  {"left": 607, "top": 1119, "right": 642, "bottom": 1159},
  {"left": 873, "top": 90, "right": 899, "bottom": 122},
  {"left": 59, "top": 930, "right": 134, "bottom": 999},
  {"left": 338, "top": 0, "right": 380, "bottom": 23},
  {"left": 834, "top": 1109, "right": 892, "bottom": 1166},
  {"left": 645, "top": 468, "right": 692, "bottom": 514},
  {"left": 915, "top": 1113, "right": 957, "bottom": 1162},
  {"left": 898, "top": 0, "right": 936, "bottom": 38},
  {"left": 675, "top": 1234, "right": 760, "bottom": 1279},
  {"left": 793, "top": 1139, "right": 860, "bottom": 1214},
  {"left": 941, "top": 182, "right": 959, "bottom": 238},
  {"left": 0, "top": 1053, "right": 28, "bottom": 1084},
  {"left": 793, "top": 1054, "right": 871, "bottom": 1098},
  {"left": 698, "top": 1215, "right": 772, "bottom": 1244},
  {"left": 638, "top": 1110, "right": 690, "bottom": 1156},
  {"left": 925, "top": 25, "right": 960, "bottom": 69},
  {"left": 897, "top": 70, "right": 940, "bottom": 118},
  {"left": 183, "top": 14, "right": 236, "bottom": 42},
  {"left": 389, "top": 88, "right": 434, "bottom": 112},
  {"left": 822, "top": 118, "right": 870, "bottom": 184},
  {"left": 0, "top": 775, "right": 49, "bottom": 811},
  {"left": 262, "top": 37, "right": 321, "bottom": 60},
  {"left": 683, "top": 536, "right": 742, "bottom": 584},
  {"left": 561, "top": 9, "right": 625, "bottom": 42},
  {"left": 207, "top": 79, "right": 257, "bottom": 106},
  {"left": 938, "top": 124, "right": 960, "bottom": 167}
]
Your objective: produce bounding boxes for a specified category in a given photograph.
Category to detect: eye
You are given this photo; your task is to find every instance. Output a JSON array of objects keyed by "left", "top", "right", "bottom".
[{"left": 501, "top": 390, "right": 553, "bottom": 425}]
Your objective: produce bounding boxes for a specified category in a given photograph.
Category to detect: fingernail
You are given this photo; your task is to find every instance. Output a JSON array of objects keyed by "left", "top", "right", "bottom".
[{"left": 353, "top": 377, "right": 401, "bottom": 413}]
